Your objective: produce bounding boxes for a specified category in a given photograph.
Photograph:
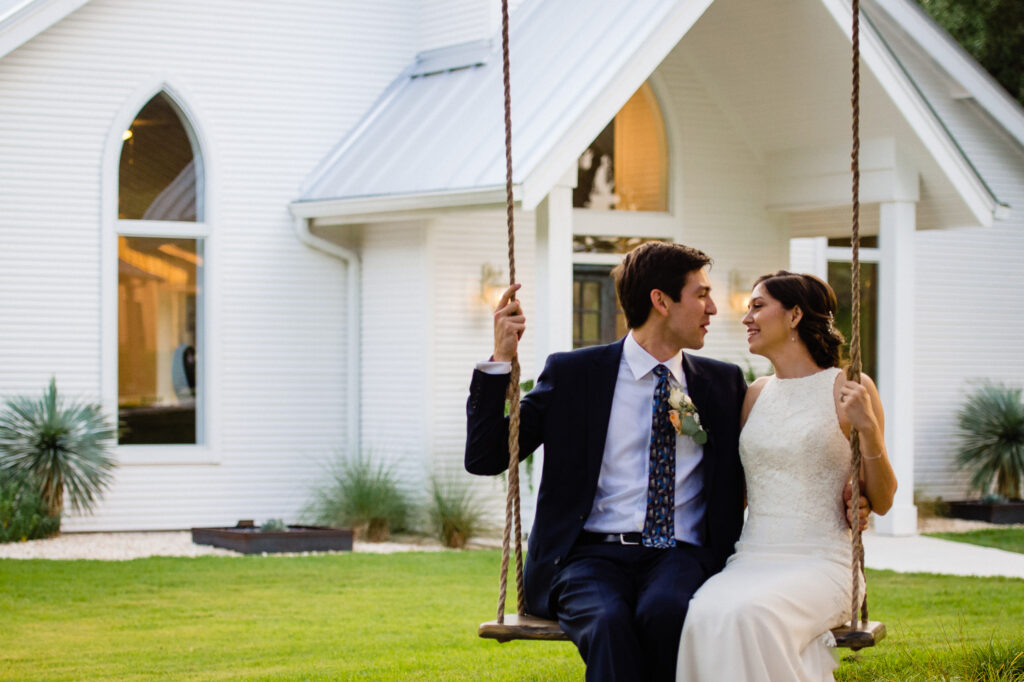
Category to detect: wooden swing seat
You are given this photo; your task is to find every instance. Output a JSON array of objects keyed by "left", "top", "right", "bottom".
[{"left": 479, "top": 615, "right": 885, "bottom": 651}]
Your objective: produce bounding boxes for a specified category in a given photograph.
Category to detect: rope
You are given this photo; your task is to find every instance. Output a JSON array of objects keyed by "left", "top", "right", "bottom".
[
  {"left": 847, "top": 0, "right": 869, "bottom": 628},
  {"left": 496, "top": 0, "right": 526, "bottom": 624}
]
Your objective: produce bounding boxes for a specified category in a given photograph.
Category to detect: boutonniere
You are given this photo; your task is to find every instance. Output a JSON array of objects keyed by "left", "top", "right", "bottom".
[{"left": 667, "top": 383, "right": 708, "bottom": 445}]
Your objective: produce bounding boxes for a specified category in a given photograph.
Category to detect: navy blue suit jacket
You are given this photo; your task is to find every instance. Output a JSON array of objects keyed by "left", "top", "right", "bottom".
[{"left": 466, "top": 339, "right": 747, "bottom": 619}]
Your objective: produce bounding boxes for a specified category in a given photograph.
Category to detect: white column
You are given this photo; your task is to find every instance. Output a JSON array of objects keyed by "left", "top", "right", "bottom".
[
  {"left": 533, "top": 171, "right": 575, "bottom": 366},
  {"left": 873, "top": 201, "right": 918, "bottom": 536},
  {"left": 525, "top": 170, "right": 575, "bottom": 525}
]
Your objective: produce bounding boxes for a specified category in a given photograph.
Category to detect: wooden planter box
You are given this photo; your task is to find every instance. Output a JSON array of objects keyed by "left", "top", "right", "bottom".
[
  {"left": 946, "top": 500, "right": 1024, "bottom": 525},
  {"left": 191, "top": 524, "right": 354, "bottom": 554}
]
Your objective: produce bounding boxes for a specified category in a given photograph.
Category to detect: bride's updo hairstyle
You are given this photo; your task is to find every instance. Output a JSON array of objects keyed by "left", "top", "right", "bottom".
[{"left": 753, "top": 270, "right": 845, "bottom": 369}]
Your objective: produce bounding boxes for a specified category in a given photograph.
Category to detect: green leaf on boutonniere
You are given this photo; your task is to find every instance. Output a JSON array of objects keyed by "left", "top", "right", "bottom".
[
  {"left": 692, "top": 430, "right": 708, "bottom": 445},
  {"left": 681, "top": 415, "right": 699, "bottom": 433}
]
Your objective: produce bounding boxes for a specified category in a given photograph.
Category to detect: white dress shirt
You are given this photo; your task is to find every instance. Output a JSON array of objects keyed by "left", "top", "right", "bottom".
[{"left": 476, "top": 331, "right": 706, "bottom": 545}]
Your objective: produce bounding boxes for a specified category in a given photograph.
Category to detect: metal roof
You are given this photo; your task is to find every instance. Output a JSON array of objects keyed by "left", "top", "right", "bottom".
[{"left": 295, "top": 0, "right": 704, "bottom": 213}]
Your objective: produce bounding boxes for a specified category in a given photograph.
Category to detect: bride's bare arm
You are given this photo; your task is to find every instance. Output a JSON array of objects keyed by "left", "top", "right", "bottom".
[{"left": 838, "top": 374, "right": 898, "bottom": 515}]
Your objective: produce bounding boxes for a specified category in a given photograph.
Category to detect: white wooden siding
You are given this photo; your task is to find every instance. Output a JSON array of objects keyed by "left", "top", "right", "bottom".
[
  {"left": 427, "top": 209, "right": 538, "bottom": 525},
  {"left": 0, "top": 0, "right": 418, "bottom": 530},
  {"left": 876, "top": 11, "right": 1024, "bottom": 500}
]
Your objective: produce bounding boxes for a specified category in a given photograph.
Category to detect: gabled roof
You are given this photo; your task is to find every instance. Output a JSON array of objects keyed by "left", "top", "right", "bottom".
[
  {"left": 294, "top": 0, "right": 1020, "bottom": 224},
  {"left": 867, "top": 0, "right": 1024, "bottom": 151},
  {"left": 293, "top": 0, "right": 715, "bottom": 217},
  {"left": 0, "top": 0, "right": 90, "bottom": 59}
]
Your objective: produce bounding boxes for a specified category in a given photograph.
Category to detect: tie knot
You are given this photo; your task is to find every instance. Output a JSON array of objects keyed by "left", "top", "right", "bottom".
[{"left": 653, "top": 365, "right": 670, "bottom": 378}]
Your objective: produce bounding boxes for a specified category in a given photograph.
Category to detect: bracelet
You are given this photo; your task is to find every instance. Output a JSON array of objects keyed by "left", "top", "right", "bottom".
[{"left": 862, "top": 450, "right": 885, "bottom": 461}]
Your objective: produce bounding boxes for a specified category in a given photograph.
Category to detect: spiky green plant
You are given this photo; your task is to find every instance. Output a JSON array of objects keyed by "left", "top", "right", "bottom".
[
  {"left": 304, "top": 451, "right": 411, "bottom": 541},
  {"left": 0, "top": 471, "right": 60, "bottom": 542},
  {"left": 956, "top": 382, "right": 1024, "bottom": 500},
  {"left": 426, "top": 476, "right": 487, "bottom": 549},
  {"left": 0, "top": 378, "right": 117, "bottom": 520}
]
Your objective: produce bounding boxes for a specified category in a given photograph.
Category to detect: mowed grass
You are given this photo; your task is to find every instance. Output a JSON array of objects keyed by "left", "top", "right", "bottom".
[
  {"left": 925, "top": 528, "right": 1024, "bottom": 555},
  {"left": 1, "top": 551, "right": 1022, "bottom": 680}
]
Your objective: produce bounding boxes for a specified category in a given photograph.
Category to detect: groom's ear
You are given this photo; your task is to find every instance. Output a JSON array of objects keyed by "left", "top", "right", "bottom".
[{"left": 650, "top": 289, "right": 670, "bottom": 317}]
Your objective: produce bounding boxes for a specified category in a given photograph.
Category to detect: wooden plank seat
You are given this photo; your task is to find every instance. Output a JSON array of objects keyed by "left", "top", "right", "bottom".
[{"left": 479, "top": 615, "right": 885, "bottom": 650}]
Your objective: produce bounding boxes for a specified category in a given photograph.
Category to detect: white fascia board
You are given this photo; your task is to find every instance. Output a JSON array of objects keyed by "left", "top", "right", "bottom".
[
  {"left": 821, "top": 0, "right": 999, "bottom": 227},
  {"left": 869, "top": 0, "right": 1024, "bottom": 151},
  {"left": 0, "top": 0, "right": 89, "bottom": 59},
  {"left": 519, "top": 0, "right": 714, "bottom": 211},
  {"left": 289, "top": 185, "right": 520, "bottom": 224}
]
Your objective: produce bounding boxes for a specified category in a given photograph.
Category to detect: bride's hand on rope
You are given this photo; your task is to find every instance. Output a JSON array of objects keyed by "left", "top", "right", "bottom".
[
  {"left": 838, "top": 378, "right": 879, "bottom": 437},
  {"left": 493, "top": 283, "right": 525, "bottom": 363}
]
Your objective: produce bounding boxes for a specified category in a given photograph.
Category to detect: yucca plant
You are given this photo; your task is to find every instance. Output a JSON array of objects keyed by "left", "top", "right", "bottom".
[
  {"left": 304, "top": 451, "right": 411, "bottom": 541},
  {"left": 0, "top": 378, "right": 118, "bottom": 523},
  {"left": 426, "top": 476, "right": 487, "bottom": 549},
  {"left": 956, "top": 382, "right": 1024, "bottom": 500}
]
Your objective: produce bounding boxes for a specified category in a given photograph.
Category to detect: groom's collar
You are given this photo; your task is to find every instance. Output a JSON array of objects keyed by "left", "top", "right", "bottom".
[{"left": 623, "top": 331, "right": 685, "bottom": 386}]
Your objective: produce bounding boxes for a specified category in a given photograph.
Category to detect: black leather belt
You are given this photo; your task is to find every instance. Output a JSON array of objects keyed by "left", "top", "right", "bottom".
[{"left": 577, "top": 531, "right": 643, "bottom": 546}]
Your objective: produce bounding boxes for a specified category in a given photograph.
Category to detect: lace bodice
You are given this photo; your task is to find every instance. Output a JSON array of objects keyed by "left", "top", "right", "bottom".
[{"left": 737, "top": 367, "right": 852, "bottom": 560}]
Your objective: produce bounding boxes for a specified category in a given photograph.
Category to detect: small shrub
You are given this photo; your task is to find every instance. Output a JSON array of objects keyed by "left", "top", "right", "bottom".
[
  {"left": 956, "top": 382, "right": 1024, "bottom": 499},
  {"left": 427, "top": 476, "right": 487, "bottom": 549},
  {"left": 305, "top": 452, "right": 411, "bottom": 541},
  {"left": 0, "top": 472, "right": 60, "bottom": 543},
  {"left": 0, "top": 378, "right": 117, "bottom": 525},
  {"left": 260, "top": 518, "right": 287, "bottom": 531}
]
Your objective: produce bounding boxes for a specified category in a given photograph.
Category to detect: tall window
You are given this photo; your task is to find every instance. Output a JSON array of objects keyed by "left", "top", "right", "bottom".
[
  {"left": 574, "top": 82, "right": 668, "bottom": 212},
  {"left": 827, "top": 237, "right": 879, "bottom": 379},
  {"left": 117, "top": 92, "right": 205, "bottom": 445}
]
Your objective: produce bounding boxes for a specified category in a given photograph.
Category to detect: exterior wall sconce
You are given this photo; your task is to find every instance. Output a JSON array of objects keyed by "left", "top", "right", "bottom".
[
  {"left": 480, "top": 263, "right": 506, "bottom": 309},
  {"left": 729, "top": 269, "right": 752, "bottom": 314}
]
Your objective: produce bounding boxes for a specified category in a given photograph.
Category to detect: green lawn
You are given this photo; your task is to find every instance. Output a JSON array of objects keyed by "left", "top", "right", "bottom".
[
  {"left": 1, "top": 550, "right": 1022, "bottom": 681},
  {"left": 925, "top": 528, "right": 1024, "bottom": 555}
]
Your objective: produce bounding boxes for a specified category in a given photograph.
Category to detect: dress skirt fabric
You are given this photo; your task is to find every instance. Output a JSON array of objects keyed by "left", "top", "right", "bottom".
[{"left": 676, "top": 547, "right": 851, "bottom": 682}]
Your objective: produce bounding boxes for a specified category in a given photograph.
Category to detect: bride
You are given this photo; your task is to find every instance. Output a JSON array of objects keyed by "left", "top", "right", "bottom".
[{"left": 676, "top": 271, "right": 898, "bottom": 682}]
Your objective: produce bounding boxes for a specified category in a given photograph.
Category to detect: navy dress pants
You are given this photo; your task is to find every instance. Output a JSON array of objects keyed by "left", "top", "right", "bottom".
[{"left": 550, "top": 542, "right": 711, "bottom": 682}]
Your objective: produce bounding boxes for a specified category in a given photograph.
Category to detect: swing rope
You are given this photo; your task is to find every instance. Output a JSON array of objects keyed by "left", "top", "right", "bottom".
[
  {"left": 846, "top": 0, "right": 870, "bottom": 630},
  {"left": 491, "top": 0, "right": 873, "bottom": 637},
  {"left": 495, "top": 0, "right": 525, "bottom": 624}
]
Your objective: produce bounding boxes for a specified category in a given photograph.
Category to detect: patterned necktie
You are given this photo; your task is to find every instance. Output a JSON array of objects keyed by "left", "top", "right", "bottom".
[{"left": 642, "top": 364, "right": 676, "bottom": 548}]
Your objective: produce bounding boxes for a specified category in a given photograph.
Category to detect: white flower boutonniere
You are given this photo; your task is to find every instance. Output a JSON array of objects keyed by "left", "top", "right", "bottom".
[{"left": 667, "top": 384, "right": 708, "bottom": 445}]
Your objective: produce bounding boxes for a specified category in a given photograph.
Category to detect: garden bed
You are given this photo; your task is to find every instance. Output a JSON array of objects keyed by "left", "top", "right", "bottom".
[
  {"left": 191, "top": 524, "right": 353, "bottom": 554},
  {"left": 946, "top": 500, "right": 1024, "bottom": 524}
]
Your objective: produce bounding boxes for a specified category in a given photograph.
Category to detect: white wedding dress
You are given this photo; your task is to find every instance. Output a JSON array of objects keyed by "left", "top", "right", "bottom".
[{"left": 677, "top": 367, "right": 857, "bottom": 682}]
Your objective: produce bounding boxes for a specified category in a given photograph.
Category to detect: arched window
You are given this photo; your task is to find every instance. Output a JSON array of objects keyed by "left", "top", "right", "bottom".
[
  {"left": 574, "top": 82, "right": 668, "bottom": 212},
  {"left": 116, "top": 91, "right": 206, "bottom": 447}
]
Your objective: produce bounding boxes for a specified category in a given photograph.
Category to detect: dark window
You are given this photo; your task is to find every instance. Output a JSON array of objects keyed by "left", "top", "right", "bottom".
[
  {"left": 827, "top": 261, "right": 878, "bottom": 379},
  {"left": 573, "top": 265, "right": 627, "bottom": 348},
  {"left": 119, "top": 93, "right": 198, "bottom": 221}
]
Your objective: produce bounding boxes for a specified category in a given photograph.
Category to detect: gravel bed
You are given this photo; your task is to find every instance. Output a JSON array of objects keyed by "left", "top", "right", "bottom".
[{"left": 0, "top": 531, "right": 498, "bottom": 560}]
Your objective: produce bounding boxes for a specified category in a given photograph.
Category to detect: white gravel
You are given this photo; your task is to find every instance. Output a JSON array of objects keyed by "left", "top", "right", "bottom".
[{"left": 0, "top": 531, "right": 491, "bottom": 560}]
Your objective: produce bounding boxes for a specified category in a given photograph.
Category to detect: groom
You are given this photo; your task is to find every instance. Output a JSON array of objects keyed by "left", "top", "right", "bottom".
[{"left": 466, "top": 242, "right": 747, "bottom": 681}]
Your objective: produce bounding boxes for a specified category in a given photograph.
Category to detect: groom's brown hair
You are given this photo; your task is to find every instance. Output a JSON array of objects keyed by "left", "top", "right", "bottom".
[{"left": 613, "top": 241, "right": 711, "bottom": 329}]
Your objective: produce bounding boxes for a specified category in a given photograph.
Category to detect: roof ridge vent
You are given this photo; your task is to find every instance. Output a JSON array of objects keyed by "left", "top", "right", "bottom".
[{"left": 411, "top": 39, "right": 492, "bottom": 78}]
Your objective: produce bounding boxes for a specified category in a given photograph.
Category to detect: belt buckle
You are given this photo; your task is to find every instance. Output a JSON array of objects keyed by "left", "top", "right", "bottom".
[{"left": 618, "top": 533, "right": 640, "bottom": 546}]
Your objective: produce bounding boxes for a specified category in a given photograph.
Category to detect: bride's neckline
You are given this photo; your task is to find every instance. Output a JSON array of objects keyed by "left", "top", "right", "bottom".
[{"left": 771, "top": 367, "right": 836, "bottom": 381}]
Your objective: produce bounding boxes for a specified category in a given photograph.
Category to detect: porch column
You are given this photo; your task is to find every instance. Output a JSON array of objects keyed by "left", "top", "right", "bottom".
[
  {"left": 873, "top": 200, "right": 918, "bottom": 536},
  {"left": 534, "top": 170, "right": 575, "bottom": 366},
  {"left": 528, "top": 171, "right": 574, "bottom": 519}
]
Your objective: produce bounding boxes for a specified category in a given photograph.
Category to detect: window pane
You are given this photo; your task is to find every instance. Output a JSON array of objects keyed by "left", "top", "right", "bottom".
[
  {"left": 582, "top": 281, "right": 601, "bottom": 310},
  {"left": 828, "top": 261, "right": 878, "bottom": 379},
  {"left": 118, "top": 236, "right": 202, "bottom": 444},
  {"left": 574, "top": 82, "right": 667, "bottom": 212},
  {"left": 119, "top": 93, "right": 198, "bottom": 221}
]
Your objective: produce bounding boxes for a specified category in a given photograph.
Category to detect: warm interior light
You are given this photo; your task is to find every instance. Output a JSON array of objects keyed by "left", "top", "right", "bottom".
[
  {"left": 480, "top": 263, "right": 505, "bottom": 309},
  {"left": 729, "top": 269, "right": 751, "bottom": 314},
  {"left": 122, "top": 129, "right": 134, "bottom": 141},
  {"left": 158, "top": 243, "right": 202, "bottom": 265}
]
